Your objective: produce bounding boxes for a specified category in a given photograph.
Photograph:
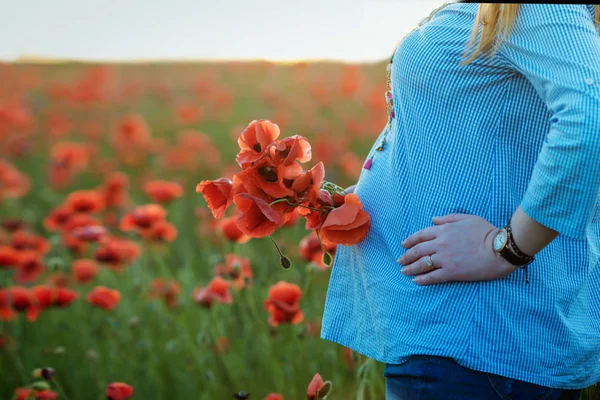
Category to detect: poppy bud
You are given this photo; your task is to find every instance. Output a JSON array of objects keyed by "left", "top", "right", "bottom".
[
  {"left": 318, "top": 381, "right": 332, "bottom": 398},
  {"left": 280, "top": 256, "right": 292, "bottom": 269},
  {"left": 41, "top": 367, "right": 55, "bottom": 380},
  {"left": 322, "top": 252, "right": 332, "bottom": 267},
  {"left": 232, "top": 391, "right": 250, "bottom": 399}
]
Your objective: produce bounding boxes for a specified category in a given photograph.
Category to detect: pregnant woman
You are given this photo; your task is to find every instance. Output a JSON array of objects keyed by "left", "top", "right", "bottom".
[{"left": 320, "top": 3, "right": 600, "bottom": 399}]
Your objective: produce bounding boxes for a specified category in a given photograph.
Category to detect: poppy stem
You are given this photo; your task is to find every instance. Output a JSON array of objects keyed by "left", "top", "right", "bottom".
[
  {"left": 269, "top": 236, "right": 292, "bottom": 269},
  {"left": 315, "top": 229, "right": 333, "bottom": 267},
  {"left": 53, "top": 377, "right": 73, "bottom": 400},
  {"left": 268, "top": 198, "right": 335, "bottom": 212}
]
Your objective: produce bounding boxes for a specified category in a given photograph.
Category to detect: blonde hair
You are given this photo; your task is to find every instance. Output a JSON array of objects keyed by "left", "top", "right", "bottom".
[{"left": 460, "top": 4, "right": 600, "bottom": 66}]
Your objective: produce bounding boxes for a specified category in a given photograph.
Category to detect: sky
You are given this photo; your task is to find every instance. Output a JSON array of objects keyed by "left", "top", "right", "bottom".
[{"left": 0, "top": 0, "right": 450, "bottom": 62}]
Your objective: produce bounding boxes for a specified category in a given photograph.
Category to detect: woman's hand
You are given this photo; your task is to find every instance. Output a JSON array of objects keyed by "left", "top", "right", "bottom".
[{"left": 397, "top": 213, "right": 520, "bottom": 285}]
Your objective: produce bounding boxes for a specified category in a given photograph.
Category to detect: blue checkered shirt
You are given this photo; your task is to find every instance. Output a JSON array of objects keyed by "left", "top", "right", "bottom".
[{"left": 321, "top": 4, "right": 600, "bottom": 390}]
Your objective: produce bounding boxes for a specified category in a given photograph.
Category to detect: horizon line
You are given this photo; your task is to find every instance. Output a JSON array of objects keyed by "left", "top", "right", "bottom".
[{"left": 2, "top": 54, "right": 388, "bottom": 65}]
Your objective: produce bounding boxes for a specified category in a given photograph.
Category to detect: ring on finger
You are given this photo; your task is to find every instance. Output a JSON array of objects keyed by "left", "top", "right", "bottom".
[{"left": 425, "top": 255, "right": 433, "bottom": 268}]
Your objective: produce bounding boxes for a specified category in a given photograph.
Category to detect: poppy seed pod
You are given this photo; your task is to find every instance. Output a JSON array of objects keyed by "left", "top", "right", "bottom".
[{"left": 280, "top": 256, "right": 292, "bottom": 269}]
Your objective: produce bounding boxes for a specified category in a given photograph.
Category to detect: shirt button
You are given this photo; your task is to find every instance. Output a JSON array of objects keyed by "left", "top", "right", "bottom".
[{"left": 585, "top": 77, "right": 594, "bottom": 85}]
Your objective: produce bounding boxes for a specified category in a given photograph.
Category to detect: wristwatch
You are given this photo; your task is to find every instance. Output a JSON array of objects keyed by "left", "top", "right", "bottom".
[{"left": 492, "top": 220, "right": 535, "bottom": 267}]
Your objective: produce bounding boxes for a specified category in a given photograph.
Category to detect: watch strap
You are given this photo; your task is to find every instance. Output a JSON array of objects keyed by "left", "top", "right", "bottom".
[{"left": 503, "top": 221, "right": 535, "bottom": 266}]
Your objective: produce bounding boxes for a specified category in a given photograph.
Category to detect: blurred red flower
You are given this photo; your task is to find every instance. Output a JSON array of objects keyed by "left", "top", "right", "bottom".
[
  {"left": 106, "top": 382, "right": 134, "bottom": 400},
  {"left": 144, "top": 179, "right": 183, "bottom": 204},
  {"left": 15, "top": 387, "right": 59, "bottom": 400},
  {"left": 64, "top": 190, "right": 106, "bottom": 214},
  {"left": 72, "top": 259, "right": 98, "bottom": 284},
  {"left": 147, "top": 278, "right": 180, "bottom": 309},
  {"left": 87, "top": 286, "right": 121, "bottom": 310},
  {"left": 213, "top": 254, "right": 253, "bottom": 289},
  {"left": 94, "top": 236, "right": 140, "bottom": 271},
  {"left": 263, "top": 281, "right": 303, "bottom": 326},
  {"left": 215, "top": 215, "right": 251, "bottom": 244},
  {"left": 120, "top": 204, "right": 167, "bottom": 235},
  {"left": 192, "top": 276, "right": 232, "bottom": 308}
]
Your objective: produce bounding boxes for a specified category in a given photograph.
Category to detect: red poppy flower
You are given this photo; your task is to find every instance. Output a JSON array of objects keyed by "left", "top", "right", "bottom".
[
  {"left": 64, "top": 190, "right": 106, "bottom": 214},
  {"left": 46, "top": 113, "right": 72, "bottom": 137},
  {"left": 318, "top": 193, "right": 370, "bottom": 246},
  {"left": 54, "top": 287, "right": 79, "bottom": 307},
  {"left": 72, "top": 259, "right": 98, "bottom": 284},
  {"left": 113, "top": 114, "right": 150, "bottom": 149},
  {"left": 234, "top": 160, "right": 301, "bottom": 200},
  {"left": 174, "top": 103, "right": 202, "bottom": 125},
  {"left": 147, "top": 278, "right": 180, "bottom": 309},
  {"left": 43, "top": 205, "right": 72, "bottom": 232},
  {"left": 10, "top": 230, "right": 51, "bottom": 256},
  {"left": 99, "top": 171, "right": 130, "bottom": 208},
  {"left": 0, "top": 160, "right": 31, "bottom": 199},
  {"left": 141, "top": 220, "right": 178, "bottom": 242},
  {"left": 15, "top": 387, "right": 59, "bottom": 400},
  {"left": 268, "top": 134, "right": 312, "bottom": 166},
  {"left": 144, "top": 179, "right": 183, "bottom": 204},
  {"left": 196, "top": 177, "right": 234, "bottom": 219},
  {"left": 120, "top": 204, "right": 167, "bottom": 234},
  {"left": 0, "top": 245, "right": 20, "bottom": 268},
  {"left": 192, "top": 276, "right": 232, "bottom": 308},
  {"left": 7, "top": 286, "right": 33, "bottom": 311},
  {"left": 307, "top": 373, "right": 331, "bottom": 400},
  {"left": 213, "top": 254, "right": 253, "bottom": 289},
  {"left": 216, "top": 215, "right": 251, "bottom": 244},
  {"left": 236, "top": 119, "right": 280, "bottom": 167},
  {"left": 264, "top": 394, "right": 283, "bottom": 400},
  {"left": 106, "top": 382, "right": 134, "bottom": 400},
  {"left": 61, "top": 214, "right": 103, "bottom": 255},
  {"left": 49, "top": 142, "right": 91, "bottom": 173},
  {"left": 263, "top": 281, "right": 303, "bottom": 326},
  {"left": 94, "top": 237, "right": 140, "bottom": 271},
  {"left": 87, "top": 286, "right": 121, "bottom": 310},
  {"left": 70, "top": 225, "right": 107, "bottom": 242},
  {"left": 14, "top": 253, "right": 45, "bottom": 284},
  {"left": 233, "top": 193, "right": 285, "bottom": 238},
  {"left": 298, "top": 231, "right": 336, "bottom": 270},
  {"left": 291, "top": 162, "right": 325, "bottom": 205}
]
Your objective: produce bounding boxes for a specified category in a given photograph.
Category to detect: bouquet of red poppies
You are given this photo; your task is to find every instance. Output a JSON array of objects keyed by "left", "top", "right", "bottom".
[{"left": 196, "top": 119, "right": 370, "bottom": 268}]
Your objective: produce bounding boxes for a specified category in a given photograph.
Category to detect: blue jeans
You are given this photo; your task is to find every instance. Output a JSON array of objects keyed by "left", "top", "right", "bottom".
[{"left": 384, "top": 355, "right": 583, "bottom": 400}]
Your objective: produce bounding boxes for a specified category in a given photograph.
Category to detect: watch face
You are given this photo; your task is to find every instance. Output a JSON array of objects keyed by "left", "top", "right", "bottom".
[{"left": 493, "top": 229, "right": 508, "bottom": 251}]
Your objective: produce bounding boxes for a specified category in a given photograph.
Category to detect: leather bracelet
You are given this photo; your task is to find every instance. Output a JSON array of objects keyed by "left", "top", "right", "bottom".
[{"left": 506, "top": 220, "right": 534, "bottom": 266}]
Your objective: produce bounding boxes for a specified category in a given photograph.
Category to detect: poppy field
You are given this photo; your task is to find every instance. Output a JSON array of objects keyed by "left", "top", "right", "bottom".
[{"left": 0, "top": 60, "right": 391, "bottom": 400}]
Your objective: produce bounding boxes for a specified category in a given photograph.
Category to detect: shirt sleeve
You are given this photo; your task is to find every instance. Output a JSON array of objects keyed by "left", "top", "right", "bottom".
[{"left": 496, "top": 4, "right": 600, "bottom": 240}]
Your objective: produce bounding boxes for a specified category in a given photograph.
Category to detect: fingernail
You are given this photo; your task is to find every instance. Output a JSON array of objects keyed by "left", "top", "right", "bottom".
[{"left": 401, "top": 268, "right": 407, "bottom": 274}]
